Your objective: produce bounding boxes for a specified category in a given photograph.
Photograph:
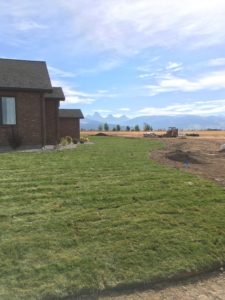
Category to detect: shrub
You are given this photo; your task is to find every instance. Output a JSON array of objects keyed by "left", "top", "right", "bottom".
[
  {"left": 73, "top": 138, "right": 79, "bottom": 144},
  {"left": 65, "top": 136, "right": 73, "bottom": 144},
  {"left": 7, "top": 128, "right": 23, "bottom": 149},
  {"left": 80, "top": 136, "right": 89, "bottom": 144},
  {"left": 60, "top": 136, "right": 73, "bottom": 146},
  {"left": 60, "top": 137, "right": 69, "bottom": 146}
]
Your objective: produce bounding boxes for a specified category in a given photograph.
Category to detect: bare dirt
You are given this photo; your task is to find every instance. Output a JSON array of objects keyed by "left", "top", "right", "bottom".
[
  {"left": 150, "top": 137, "right": 225, "bottom": 187},
  {"left": 101, "top": 271, "right": 225, "bottom": 300},
  {"left": 101, "top": 137, "right": 225, "bottom": 300}
]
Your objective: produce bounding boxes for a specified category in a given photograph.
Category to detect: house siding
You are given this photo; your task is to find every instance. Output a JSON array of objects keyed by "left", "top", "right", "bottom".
[
  {"left": 0, "top": 91, "right": 43, "bottom": 146},
  {"left": 59, "top": 118, "right": 81, "bottom": 141}
]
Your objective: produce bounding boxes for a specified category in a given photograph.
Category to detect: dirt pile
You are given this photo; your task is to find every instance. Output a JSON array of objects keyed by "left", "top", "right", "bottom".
[
  {"left": 150, "top": 138, "right": 225, "bottom": 186},
  {"left": 166, "top": 150, "right": 203, "bottom": 164},
  {"left": 95, "top": 132, "right": 109, "bottom": 136}
]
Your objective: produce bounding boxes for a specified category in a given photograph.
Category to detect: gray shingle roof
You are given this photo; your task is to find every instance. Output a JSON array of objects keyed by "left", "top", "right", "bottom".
[
  {"left": 45, "top": 87, "right": 65, "bottom": 100},
  {"left": 0, "top": 58, "right": 52, "bottom": 92},
  {"left": 59, "top": 109, "right": 84, "bottom": 119}
]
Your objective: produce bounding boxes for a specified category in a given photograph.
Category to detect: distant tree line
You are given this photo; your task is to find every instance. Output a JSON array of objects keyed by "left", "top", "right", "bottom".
[{"left": 98, "top": 122, "right": 153, "bottom": 132}]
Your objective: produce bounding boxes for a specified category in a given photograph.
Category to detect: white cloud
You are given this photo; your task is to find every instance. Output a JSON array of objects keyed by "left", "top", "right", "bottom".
[
  {"left": 138, "top": 61, "right": 183, "bottom": 80},
  {"left": 96, "top": 90, "right": 108, "bottom": 94},
  {"left": 166, "top": 62, "right": 183, "bottom": 72},
  {"left": 94, "top": 109, "right": 112, "bottom": 114},
  {"left": 77, "top": 58, "right": 122, "bottom": 75},
  {"left": 52, "top": 80, "right": 95, "bottom": 104},
  {"left": 208, "top": 58, "right": 225, "bottom": 67},
  {"left": 48, "top": 66, "right": 75, "bottom": 78},
  {"left": 139, "top": 99, "right": 225, "bottom": 116},
  {"left": 92, "top": 91, "right": 118, "bottom": 99},
  {"left": 15, "top": 20, "right": 47, "bottom": 31},
  {"left": 58, "top": 0, "right": 225, "bottom": 55},
  {"left": 113, "top": 114, "right": 124, "bottom": 118},
  {"left": 52, "top": 79, "right": 117, "bottom": 104},
  {"left": 119, "top": 108, "right": 131, "bottom": 112},
  {"left": 138, "top": 74, "right": 151, "bottom": 79},
  {"left": 150, "top": 56, "right": 160, "bottom": 62},
  {"left": 63, "top": 88, "right": 95, "bottom": 105},
  {"left": 95, "top": 59, "right": 122, "bottom": 72},
  {"left": 145, "top": 71, "right": 225, "bottom": 95},
  {"left": 2, "top": 1, "right": 225, "bottom": 56}
]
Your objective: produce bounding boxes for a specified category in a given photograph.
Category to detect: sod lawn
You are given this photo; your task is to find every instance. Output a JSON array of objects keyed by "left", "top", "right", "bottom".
[{"left": 0, "top": 136, "right": 225, "bottom": 299}]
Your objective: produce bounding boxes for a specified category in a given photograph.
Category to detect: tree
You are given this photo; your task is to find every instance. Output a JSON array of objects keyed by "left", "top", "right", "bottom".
[
  {"left": 103, "top": 122, "right": 109, "bottom": 131},
  {"left": 134, "top": 124, "right": 140, "bottom": 131},
  {"left": 126, "top": 126, "right": 130, "bottom": 131},
  {"left": 116, "top": 124, "right": 121, "bottom": 131},
  {"left": 98, "top": 124, "right": 103, "bottom": 131},
  {"left": 143, "top": 123, "right": 153, "bottom": 131}
]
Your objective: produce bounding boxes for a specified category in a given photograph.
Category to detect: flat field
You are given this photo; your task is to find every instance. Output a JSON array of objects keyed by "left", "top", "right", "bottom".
[
  {"left": 83, "top": 130, "right": 225, "bottom": 139},
  {"left": 0, "top": 137, "right": 225, "bottom": 299}
]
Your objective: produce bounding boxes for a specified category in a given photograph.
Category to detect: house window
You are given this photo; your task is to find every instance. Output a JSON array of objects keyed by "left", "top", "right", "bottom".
[{"left": 0, "top": 97, "right": 16, "bottom": 125}]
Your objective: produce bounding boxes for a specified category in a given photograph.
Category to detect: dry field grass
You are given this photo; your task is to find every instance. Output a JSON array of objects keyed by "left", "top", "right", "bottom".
[{"left": 82, "top": 130, "right": 225, "bottom": 139}]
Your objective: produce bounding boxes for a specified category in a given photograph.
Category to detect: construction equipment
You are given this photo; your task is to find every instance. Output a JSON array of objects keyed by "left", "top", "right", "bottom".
[
  {"left": 164, "top": 127, "right": 178, "bottom": 137},
  {"left": 143, "top": 127, "right": 179, "bottom": 138},
  {"left": 143, "top": 132, "right": 157, "bottom": 138}
]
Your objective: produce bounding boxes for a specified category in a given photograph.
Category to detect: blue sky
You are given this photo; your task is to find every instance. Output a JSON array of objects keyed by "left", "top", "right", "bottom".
[{"left": 1, "top": 0, "right": 225, "bottom": 118}]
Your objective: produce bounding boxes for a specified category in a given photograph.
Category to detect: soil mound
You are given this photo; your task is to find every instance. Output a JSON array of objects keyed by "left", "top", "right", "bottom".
[
  {"left": 166, "top": 150, "right": 202, "bottom": 164},
  {"left": 95, "top": 132, "right": 109, "bottom": 136}
]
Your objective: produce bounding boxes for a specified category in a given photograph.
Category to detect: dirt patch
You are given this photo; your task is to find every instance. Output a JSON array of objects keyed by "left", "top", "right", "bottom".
[
  {"left": 150, "top": 138, "right": 225, "bottom": 186},
  {"left": 166, "top": 149, "right": 203, "bottom": 164},
  {"left": 95, "top": 132, "right": 109, "bottom": 136},
  {"left": 102, "top": 271, "right": 225, "bottom": 300}
]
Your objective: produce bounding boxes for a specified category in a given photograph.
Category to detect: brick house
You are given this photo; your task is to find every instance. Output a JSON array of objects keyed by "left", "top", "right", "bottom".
[
  {"left": 45, "top": 87, "right": 65, "bottom": 144},
  {"left": 59, "top": 109, "right": 84, "bottom": 141},
  {"left": 0, "top": 58, "right": 67, "bottom": 147}
]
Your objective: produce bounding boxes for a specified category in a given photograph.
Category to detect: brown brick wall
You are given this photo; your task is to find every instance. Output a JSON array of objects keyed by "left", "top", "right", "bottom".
[
  {"left": 45, "top": 99, "right": 59, "bottom": 144},
  {"left": 0, "top": 126, "right": 11, "bottom": 146},
  {"left": 59, "top": 118, "right": 81, "bottom": 141},
  {"left": 0, "top": 90, "right": 44, "bottom": 146}
]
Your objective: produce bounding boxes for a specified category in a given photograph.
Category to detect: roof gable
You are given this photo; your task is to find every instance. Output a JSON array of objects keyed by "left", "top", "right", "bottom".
[
  {"left": 0, "top": 58, "right": 52, "bottom": 92},
  {"left": 59, "top": 109, "right": 84, "bottom": 119},
  {"left": 45, "top": 87, "right": 65, "bottom": 100}
]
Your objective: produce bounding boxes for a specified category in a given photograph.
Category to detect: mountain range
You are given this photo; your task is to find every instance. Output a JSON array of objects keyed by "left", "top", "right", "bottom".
[
  {"left": 81, "top": 112, "right": 225, "bottom": 130},
  {"left": 85, "top": 112, "right": 129, "bottom": 124}
]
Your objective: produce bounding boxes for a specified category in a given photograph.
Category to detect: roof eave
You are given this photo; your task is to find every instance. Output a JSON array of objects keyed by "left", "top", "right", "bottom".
[
  {"left": 45, "top": 96, "right": 65, "bottom": 101},
  {"left": 0, "top": 87, "right": 53, "bottom": 93},
  {"left": 60, "top": 115, "right": 84, "bottom": 119}
]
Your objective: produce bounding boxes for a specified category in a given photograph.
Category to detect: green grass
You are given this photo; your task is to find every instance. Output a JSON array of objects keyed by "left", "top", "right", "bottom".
[{"left": 0, "top": 136, "right": 225, "bottom": 299}]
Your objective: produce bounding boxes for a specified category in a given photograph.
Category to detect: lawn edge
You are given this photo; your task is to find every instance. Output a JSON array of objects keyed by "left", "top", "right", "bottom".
[{"left": 49, "top": 262, "right": 225, "bottom": 300}]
